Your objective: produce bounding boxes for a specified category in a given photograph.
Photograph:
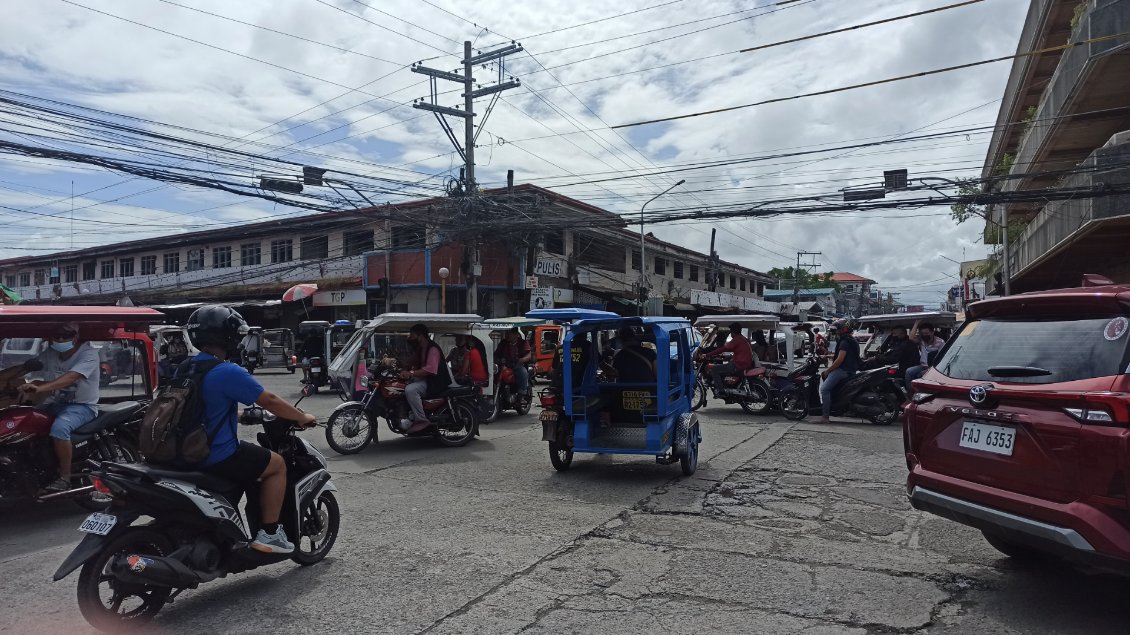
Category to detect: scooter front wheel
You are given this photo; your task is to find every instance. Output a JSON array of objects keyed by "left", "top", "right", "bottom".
[
  {"left": 293, "top": 491, "right": 340, "bottom": 566},
  {"left": 76, "top": 528, "right": 172, "bottom": 631},
  {"left": 325, "top": 404, "right": 373, "bottom": 455}
]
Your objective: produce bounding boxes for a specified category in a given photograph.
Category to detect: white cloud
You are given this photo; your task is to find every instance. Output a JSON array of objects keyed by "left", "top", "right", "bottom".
[{"left": 0, "top": 0, "right": 1029, "bottom": 304}]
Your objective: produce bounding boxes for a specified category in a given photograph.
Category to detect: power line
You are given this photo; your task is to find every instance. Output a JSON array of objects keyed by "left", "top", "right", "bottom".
[{"left": 613, "top": 29, "right": 1130, "bottom": 129}]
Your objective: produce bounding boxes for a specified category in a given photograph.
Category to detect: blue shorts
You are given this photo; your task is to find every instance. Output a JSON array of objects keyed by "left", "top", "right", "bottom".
[{"left": 43, "top": 402, "right": 99, "bottom": 441}]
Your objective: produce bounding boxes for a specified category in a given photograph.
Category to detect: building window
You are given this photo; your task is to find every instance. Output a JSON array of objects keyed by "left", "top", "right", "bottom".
[
  {"left": 654, "top": 257, "right": 666, "bottom": 276},
  {"left": 19, "top": 272, "right": 30, "bottom": 287},
  {"left": 4, "top": 275, "right": 15, "bottom": 288},
  {"left": 140, "top": 256, "right": 157, "bottom": 276},
  {"left": 270, "top": 239, "right": 293, "bottom": 263},
  {"left": 82, "top": 262, "right": 96, "bottom": 281},
  {"left": 213, "top": 246, "right": 231, "bottom": 269},
  {"left": 61, "top": 264, "right": 76, "bottom": 283},
  {"left": 740, "top": 278, "right": 746, "bottom": 292},
  {"left": 300, "top": 236, "right": 328, "bottom": 260},
  {"left": 689, "top": 265, "right": 699, "bottom": 282},
  {"left": 49, "top": 268, "right": 60, "bottom": 284},
  {"left": 545, "top": 232, "right": 564, "bottom": 255},
  {"left": 163, "top": 253, "right": 180, "bottom": 274},
  {"left": 673, "top": 261, "right": 684, "bottom": 279},
  {"left": 100, "top": 260, "right": 114, "bottom": 279},
  {"left": 241, "top": 243, "right": 261, "bottom": 266},
  {"left": 391, "top": 226, "right": 424, "bottom": 249},
  {"left": 343, "top": 230, "right": 373, "bottom": 256},
  {"left": 119, "top": 258, "right": 134, "bottom": 278},
  {"left": 729, "top": 275, "right": 736, "bottom": 290},
  {"left": 187, "top": 249, "right": 205, "bottom": 271},
  {"left": 631, "top": 250, "right": 641, "bottom": 271}
]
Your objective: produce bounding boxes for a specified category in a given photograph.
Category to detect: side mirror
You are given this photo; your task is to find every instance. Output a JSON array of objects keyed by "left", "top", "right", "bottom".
[{"left": 301, "top": 383, "right": 315, "bottom": 397}]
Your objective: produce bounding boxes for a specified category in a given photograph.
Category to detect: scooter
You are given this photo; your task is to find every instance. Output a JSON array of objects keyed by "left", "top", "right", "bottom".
[
  {"left": 241, "top": 349, "right": 261, "bottom": 375},
  {"left": 0, "top": 385, "right": 143, "bottom": 511},
  {"left": 323, "top": 359, "right": 480, "bottom": 454},
  {"left": 53, "top": 402, "right": 339, "bottom": 632},
  {"left": 808, "top": 358, "right": 903, "bottom": 425},
  {"left": 486, "top": 363, "right": 533, "bottom": 421}
]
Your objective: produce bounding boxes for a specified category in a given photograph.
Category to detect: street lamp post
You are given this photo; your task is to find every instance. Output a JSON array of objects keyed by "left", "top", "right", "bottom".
[
  {"left": 639, "top": 180, "right": 685, "bottom": 315},
  {"left": 438, "top": 267, "right": 450, "bottom": 314}
]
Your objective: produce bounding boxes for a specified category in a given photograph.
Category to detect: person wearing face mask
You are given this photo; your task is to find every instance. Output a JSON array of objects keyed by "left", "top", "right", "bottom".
[
  {"left": 905, "top": 320, "right": 947, "bottom": 390},
  {"left": 13, "top": 323, "right": 101, "bottom": 493}
]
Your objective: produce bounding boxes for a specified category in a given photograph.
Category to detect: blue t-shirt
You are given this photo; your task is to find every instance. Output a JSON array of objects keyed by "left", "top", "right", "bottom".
[{"left": 191, "top": 353, "right": 265, "bottom": 466}]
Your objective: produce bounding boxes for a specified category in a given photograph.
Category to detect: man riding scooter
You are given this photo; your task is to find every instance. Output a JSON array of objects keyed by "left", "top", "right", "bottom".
[
  {"left": 0, "top": 322, "right": 101, "bottom": 493},
  {"left": 705, "top": 323, "right": 759, "bottom": 397},
  {"left": 817, "top": 318, "right": 861, "bottom": 425},
  {"left": 496, "top": 327, "right": 532, "bottom": 404}
]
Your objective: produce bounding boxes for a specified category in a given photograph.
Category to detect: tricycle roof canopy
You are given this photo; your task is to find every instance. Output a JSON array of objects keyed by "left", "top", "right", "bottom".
[
  {"left": 857, "top": 311, "right": 957, "bottom": 327},
  {"left": 525, "top": 308, "right": 619, "bottom": 322},
  {"left": 0, "top": 306, "right": 165, "bottom": 339},
  {"left": 694, "top": 314, "right": 781, "bottom": 329},
  {"left": 479, "top": 316, "right": 545, "bottom": 330},
  {"left": 366, "top": 312, "right": 484, "bottom": 332}
]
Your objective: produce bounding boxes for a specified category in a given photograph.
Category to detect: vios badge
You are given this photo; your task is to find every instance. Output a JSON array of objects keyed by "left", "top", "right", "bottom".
[{"left": 969, "top": 383, "right": 993, "bottom": 405}]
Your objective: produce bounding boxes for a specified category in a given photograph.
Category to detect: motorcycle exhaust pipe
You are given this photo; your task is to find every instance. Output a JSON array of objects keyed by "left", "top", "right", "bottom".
[{"left": 110, "top": 553, "right": 200, "bottom": 589}]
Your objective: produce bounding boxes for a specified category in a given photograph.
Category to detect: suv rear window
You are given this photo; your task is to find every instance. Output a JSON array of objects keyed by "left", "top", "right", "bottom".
[{"left": 936, "top": 316, "right": 1130, "bottom": 384}]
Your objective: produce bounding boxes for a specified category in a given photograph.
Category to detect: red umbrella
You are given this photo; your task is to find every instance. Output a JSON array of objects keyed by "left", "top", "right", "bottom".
[{"left": 282, "top": 283, "right": 318, "bottom": 302}]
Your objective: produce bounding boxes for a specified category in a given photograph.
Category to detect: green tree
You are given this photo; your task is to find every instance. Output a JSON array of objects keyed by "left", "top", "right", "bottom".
[{"left": 768, "top": 267, "right": 841, "bottom": 292}]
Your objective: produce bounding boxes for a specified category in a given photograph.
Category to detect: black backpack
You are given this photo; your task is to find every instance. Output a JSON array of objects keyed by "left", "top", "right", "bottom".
[{"left": 139, "top": 359, "right": 222, "bottom": 466}]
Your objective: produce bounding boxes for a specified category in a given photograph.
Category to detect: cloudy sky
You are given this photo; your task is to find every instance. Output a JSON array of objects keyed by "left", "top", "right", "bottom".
[{"left": 0, "top": 0, "right": 1029, "bottom": 304}]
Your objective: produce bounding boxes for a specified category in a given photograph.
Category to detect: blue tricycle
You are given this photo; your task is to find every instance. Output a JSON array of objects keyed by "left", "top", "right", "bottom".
[{"left": 529, "top": 310, "right": 702, "bottom": 476}]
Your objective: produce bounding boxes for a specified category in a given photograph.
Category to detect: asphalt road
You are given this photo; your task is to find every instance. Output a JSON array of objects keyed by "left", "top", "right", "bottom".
[{"left": 2, "top": 369, "right": 1129, "bottom": 634}]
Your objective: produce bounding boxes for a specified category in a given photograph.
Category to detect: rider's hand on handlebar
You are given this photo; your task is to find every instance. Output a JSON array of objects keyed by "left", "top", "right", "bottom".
[{"left": 297, "top": 412, "right": 317, "bottom": 429}]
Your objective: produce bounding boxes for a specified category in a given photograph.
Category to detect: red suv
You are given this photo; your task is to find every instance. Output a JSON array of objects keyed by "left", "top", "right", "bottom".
[{"left": 904, "top": 276, "right": 1130, "bottom": 572}]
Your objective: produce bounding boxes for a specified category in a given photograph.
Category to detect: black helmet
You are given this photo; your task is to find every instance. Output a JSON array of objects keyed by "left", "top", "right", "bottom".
[
  {"left": 186, "top": 305, "right": 249, "bottom": 353},
  {"left": 830, "top": 317, "right": 858, "bottom": 336}
]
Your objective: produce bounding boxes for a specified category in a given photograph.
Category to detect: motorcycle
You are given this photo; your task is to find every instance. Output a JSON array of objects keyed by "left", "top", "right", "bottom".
[
  {"left": 323, "top": 359, "right": 480, "bottom": 454},
  {"left": 692, "top": 356, "right": 771, "bottom": 415},
  {"left": 241, "top": 349, "right": 261, "bottom": 375},
  {"left": 0, "top": 387, "right": 143, "bottom": 511},
  {"left": 808, "top": 357, "right": 903, "bottom": 425},
  {"left": 303, "top": 356, "right": 327, "bottom": 393},
  {"left": 485, "top": 363, "right": 533, "bottom": 422},
  {"left": 53, "top": 403, "right": 339, "bottom": 632},
  {"left": 764, "top": 358, "right": 816, "bottom": 421}
]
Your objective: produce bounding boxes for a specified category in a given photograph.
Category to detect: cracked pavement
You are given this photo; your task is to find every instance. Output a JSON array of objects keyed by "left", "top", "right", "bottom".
[{"left": 2, "top": 373, "right": 1130, "bottom": 634}]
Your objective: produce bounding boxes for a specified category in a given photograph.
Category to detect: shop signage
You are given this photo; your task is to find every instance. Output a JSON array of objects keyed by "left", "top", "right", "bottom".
[
  {"left": 530, "top": 288, "right": 553, "bottom": 309},
  {"left": 313, "top": 289, "right": 366, "bottom": 306},
  {"left": 534, "top": 257, "right": 566, "bottom": 277}
]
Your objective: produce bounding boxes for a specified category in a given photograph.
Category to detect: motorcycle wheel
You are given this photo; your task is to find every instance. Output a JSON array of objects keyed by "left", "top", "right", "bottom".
[
  {"left": 549, "top": 442, "right": 573, "bottom": 471},
  {"left": 515, "top": 391, "right": 532, "bottom": 416},
  {"left": 780, "top": 389, "right": 809, "bottom": 421},
  {"left": 692, "top": 379, "right": 707, "bottom": 411},
  {"left": 868, "top": 391, "right": 899, "bottom": 426},
  {"left": 77, "top": 528, "right": 172, "bottom": 631},
  {"left": 738, "top": 381, "right": 771, "bottom": 415},
  {"left": 325, "top": 404, "right": 373, "bottom": 455},
  {"left": 434, "top": 401, "right": 477, "bottom": 447},
  {"left": 292, "top": 491, "right": 340, "bottom": 566}
]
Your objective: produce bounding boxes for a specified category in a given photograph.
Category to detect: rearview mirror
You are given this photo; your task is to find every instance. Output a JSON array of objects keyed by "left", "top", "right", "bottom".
[{"left": 301, "top": 383, "right": 314, "bottom": 397}]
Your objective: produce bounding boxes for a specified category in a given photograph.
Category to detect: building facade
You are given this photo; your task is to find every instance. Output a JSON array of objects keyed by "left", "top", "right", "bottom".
[
  {"left": 0, "top": 185, "right": 776, "bottom": 324},
  {"left": 981, "top": 0, "right": 1130, "bottom": 292}
]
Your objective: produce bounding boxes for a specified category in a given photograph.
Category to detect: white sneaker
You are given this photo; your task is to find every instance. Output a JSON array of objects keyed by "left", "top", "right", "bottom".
[{"left": 251, "top": 527, "right": 294, "bottom": 554}]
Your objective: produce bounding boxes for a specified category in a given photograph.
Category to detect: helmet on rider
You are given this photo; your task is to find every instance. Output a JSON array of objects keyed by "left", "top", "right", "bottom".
[
  {"left": 186, "top": 305, "right": 249, "bottom": 358},
  {"left": 830, "top": 318, "right": 858, "bottom": 337}
]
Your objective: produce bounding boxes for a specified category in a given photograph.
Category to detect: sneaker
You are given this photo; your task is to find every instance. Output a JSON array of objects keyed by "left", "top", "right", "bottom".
[
  {"left": 43, "top": 478, "right": 69, "bottom": 494},
  {"left": 251, "top": 527, "right": 294, "bottom": 554}
]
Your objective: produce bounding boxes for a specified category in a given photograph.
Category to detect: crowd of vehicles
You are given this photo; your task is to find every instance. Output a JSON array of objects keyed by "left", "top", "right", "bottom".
[{"left": 9, "top": 273, "right": 1130, "bottom": 631}]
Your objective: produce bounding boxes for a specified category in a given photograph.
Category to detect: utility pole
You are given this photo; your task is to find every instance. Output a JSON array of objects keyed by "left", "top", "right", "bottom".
[
  {"left": 412, "top": 40, "right": 522, "bottom": 313},
  {"left": 792, "top": 251, "right": 821, "bottom": 306},
  {"left": 707, "top": 229, "right": 718, "bottom": 292}
]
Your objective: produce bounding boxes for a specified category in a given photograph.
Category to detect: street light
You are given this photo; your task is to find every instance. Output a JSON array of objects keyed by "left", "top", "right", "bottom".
[
  {"left": 639, "top": 179, "right": 685, "bottom": 315},
  {"left": 438, "top": 267, "right": 450, "bottom": 314}
]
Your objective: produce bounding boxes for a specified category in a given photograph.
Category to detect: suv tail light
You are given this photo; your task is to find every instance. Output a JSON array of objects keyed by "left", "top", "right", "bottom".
[
  {"left": 911, "top": 392, "right": 935, "bottom": 405},
  {"left": 1063, "top": 407, "right": 1115, "bottom": 423}
]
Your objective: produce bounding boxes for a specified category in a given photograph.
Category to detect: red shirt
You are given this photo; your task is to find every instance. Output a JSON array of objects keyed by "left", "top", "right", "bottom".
[
  {"left": 466, "top": 347, "right": 488, "bottom": 383},
  {"left": 718, "top": 334, "right": 755, "bottom": 370}
]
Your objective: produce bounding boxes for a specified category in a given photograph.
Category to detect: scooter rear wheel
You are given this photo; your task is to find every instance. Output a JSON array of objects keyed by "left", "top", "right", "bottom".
[
  {"left": 738, "top": 382, "right": 771, "bottom": 415},
  {"left": 549, "top": 442, "right": 573, "bottom": 471},
  {"left": 76, "top": 528, "right": 172, "bottom": 631},
  {"left": 434, "top": 401, "right": 477, "bottom": 447},
  {"left": 692, "top": 379, "right": 707, "bottom": 411}
]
